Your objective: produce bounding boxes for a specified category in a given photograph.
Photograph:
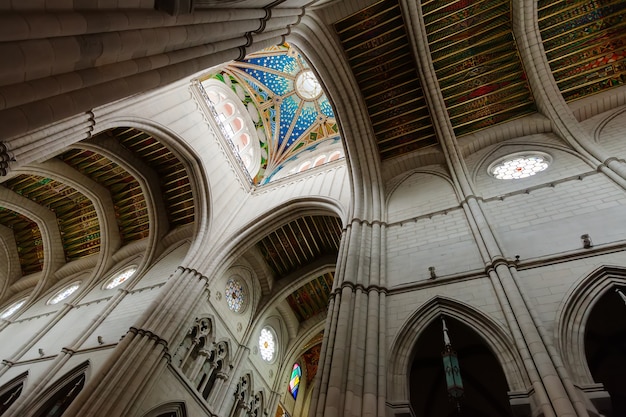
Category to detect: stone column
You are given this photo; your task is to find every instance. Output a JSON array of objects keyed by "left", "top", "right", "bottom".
[
  {"left": 399, "top": 1, "right": 586, "bottom": 415},
  {"left": 25, "top": 266, "right": 210, "bottom": 417}
]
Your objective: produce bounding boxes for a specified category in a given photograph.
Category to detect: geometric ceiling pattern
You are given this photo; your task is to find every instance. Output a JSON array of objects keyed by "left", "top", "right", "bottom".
[
  {"left": 538, "top": 0, "right": 626, "bottom": 102},
  {"left": 422, "top": 0, "right": 536, "bottom": 136},
  {"left": 286, "top": 272, "right": 334, "bottom": 322},
  {"left": 0, "top": 127, "right": 196, "bottom": 288},
  {"left": 335, "top": 0, "right": 439, "bottom": 160},
  {"left": 59, "top": 149, "right": 150, "bottom": 245},
  {"left": 257, "top": 215, "right": 342, "bottom": 278},
  {"left": 0, "top": 208, "right": 44, "bottom": 275},
  {"left": 203, "top": 44, "right": 342, "bottom": 185},
  {"left": 2, "top": 175, "right": 101, "bottom": 262},
  {"left": 109, "top": 128, "right": 195, "bottom": 228}
]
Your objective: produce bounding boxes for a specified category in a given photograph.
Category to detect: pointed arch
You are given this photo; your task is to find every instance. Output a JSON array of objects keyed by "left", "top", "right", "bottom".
[
  {"left": 25, "top": 361, "right": 89, "bottom": 417},
  {"left": 556, "top": 265, "right": 626, "bottom": 384},
  {"left": 141, "top": 401, "right": 187, "bottom": 417},
  {"left": 0, "top": 371, "right": 28, "bottom": 415},
  {"left": 387, "top": 296, "right": 527, "bottom": 404}
]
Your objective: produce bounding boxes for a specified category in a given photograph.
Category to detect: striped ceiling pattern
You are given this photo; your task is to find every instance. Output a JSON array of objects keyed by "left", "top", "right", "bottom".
[
  {"left": 2, "top": 175, "right": 100, "bottom": 262},
  {"left": 111, "top": 128, "right": 195, "bottom": 228},
  {"left": 286, "top": 272, "right": 334, "bottom": 322},
  {"left": 538, "top": 0, "right": 626, "bottom": 102},
  {"left": 422, "top": 0, "right": 536, "bottom": 136},
  {"left": 0, "top": 208, "right": 44, "bottom": 275},
  {"left": 257, "top": 216, "right": 342, "bottom": 278},
  {"left": 60, "top": 149, "right": 150, "bottom": 244},
  {"left": 335, "top": 0, "right": 438, "bottom": 160}
]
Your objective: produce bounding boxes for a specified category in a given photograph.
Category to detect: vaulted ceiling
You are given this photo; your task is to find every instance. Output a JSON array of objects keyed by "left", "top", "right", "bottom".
[{"left": 0, "top": 128, "right": 195, "bottom": 301}]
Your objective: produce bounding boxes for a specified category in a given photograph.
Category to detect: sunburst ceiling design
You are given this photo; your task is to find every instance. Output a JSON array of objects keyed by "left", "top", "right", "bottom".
[
  {"left": 59, "top": 149, "right": 150, "bottom": 244},
  {"left": 0, "top": 208, "right": 44, "bottom": 275},
  {"left": 201, "top": 44, "right": 343, "bottom": 185},
  {"left": 2, "top": 175, "right": 100, "bottom": 262},
  {"left": 335, "top": 0, "right": 438, "bottom": 160},
  {"left": 286, "top": 272, "right": 334, "bottom": 322},
  {"left": 110, "top": 128, "right": 195, "bottom": 228},
  {"left": 422, "top": 0, "right": 536, "bottom": 136},
  {"left": 538, "top": 0, "right": 626, "bottom": 102},
  {"left": 257, "top": 216, "right": 342, "bottom": 278}
]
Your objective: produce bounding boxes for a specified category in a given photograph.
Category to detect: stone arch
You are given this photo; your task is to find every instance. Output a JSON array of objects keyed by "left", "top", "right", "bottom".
[
  {"left": 199, "top": 196, "right": 345, "bottom": 295},
  {"left": 556, "top": 265, "right": 626, "bottom": 385},
  {"left": 0, "top": 371, "right": 28, "bottom": 415},
  {"left": 141, "top": 401, "right": 187, "bottom": 417},
  {"left": 90, "top": 119, "right": 210, "bottom": 268},
  {"left": 592, "top": 106, "right": 626, "bottom": 144},
  {"left": 388, "top": 296, "right": 527, "bottom": 407}
]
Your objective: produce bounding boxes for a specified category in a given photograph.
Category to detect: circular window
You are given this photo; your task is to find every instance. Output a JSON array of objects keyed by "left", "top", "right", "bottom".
[
  {"left": 225, "top": 278, "right": 245, "bottom": 313},
  {"left": 489, "top": 153, "right": 551, "bottom": 180},
  {"left": 104, "top": 266, "right": 137, "bottom": 290},
  {"left": 295, "top": 70, "right": 322, "bottom": 100},
  {"left": 1, "top": 299, "right": 26, "bottom": 319},
  {"left": 48, "top": 282, "right": 80, "bottom": 305},
  {"left": 259, "top": 327, "right": 276, "bottom": 362}
]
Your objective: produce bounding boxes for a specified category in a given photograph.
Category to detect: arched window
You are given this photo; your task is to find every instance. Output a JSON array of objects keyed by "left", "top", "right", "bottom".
[
  {"left": 0, "top": 373, "right": 27, "bottom": 416},
  {"left": 32, "top": 373, "right": 85, "bottom": 417},
  {"left": 202, "top": 84, "right": 261, "bottom": 179},
  {"left": 288, "top": 363, "right": 301, "bottom": 400}
]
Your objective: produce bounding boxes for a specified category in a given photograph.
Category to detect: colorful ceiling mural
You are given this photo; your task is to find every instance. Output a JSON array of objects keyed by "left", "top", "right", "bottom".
[
  {"left": 303, "top": 343, "right": 322, "bottom": 384},
  {"left": 335, "top": 0, "right": 438, "bottom": 160},
  {"left": 538, "top": 0, "right": 626, "bottom": 102},
  {"left": 60, "top": 149, "right": 150, "bottom": 244},
  {"left": 2, "top": 175, "right": 100, "bottom": 262},
  {"left": 422, "top": 0, "right": 536, "bottom": 136},
  {"left": 257, "top": 216, "right": 342, "bottom": 278},
  {"left": 0, "top": 208, "right": 44, "bottom": 275},
  {"left": 200, "top": 44, "right": 343, "bottom": 185},
  {"left": 286, "top": 272, "right": 334, "bottom": 322},
  {"left": 111, "top": 128, "right": 195, "bottom": 228}
]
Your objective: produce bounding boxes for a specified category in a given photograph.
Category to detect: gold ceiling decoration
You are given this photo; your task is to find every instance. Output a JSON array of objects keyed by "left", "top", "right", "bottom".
[
  {"left": 538, "top": 0, "right": 626, "bottom": 102},
  {"left": 110, "top": 128, "right": 195, "bottom": 229},
  {"left": 59, "top": 148, "right": 150, "bottom": 244},
  {"left": 0, "top": 208, "right": 44, "bottom": 275},
  {"left": 257, "top": 216, "right": 342, "bottom": 278},
  {"left": 422, "top": 0, "right": 536, "bottom": 136},
  {"left": 286, "top": 272, "right": 334, "bottom": 322},
  {"left": 335, "top": 0, "right": 438, "bottom": 160},
  {"left": 3, "top": 175, "right": 100, "bottom": 262}
]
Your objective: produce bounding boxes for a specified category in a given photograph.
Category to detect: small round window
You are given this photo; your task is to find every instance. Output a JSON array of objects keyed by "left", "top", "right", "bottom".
[
  {"left": 48, "top": 282, "right": 81, "bottom": 305},
  {"left": 225, "top": 278, "right": 245, "bottom": 313},
  {"left": 1, "top": 298, "right": 26, "bottom": 319},
  {"left": 259, "top": 327, "right": 276, "bottom": 362},
  {"left": 104, "top": 266, "right": 137, "bottom": 289},
  {"left": 489, "top": 153, "right": 550, "bottom": 180}
]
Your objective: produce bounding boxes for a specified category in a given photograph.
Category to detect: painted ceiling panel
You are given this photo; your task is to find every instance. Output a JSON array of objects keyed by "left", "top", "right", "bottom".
[
  {"left": 257, "top": 216, "right": 341, "bottom": 278},
  {"left": 286, "top": 272, "right": 334, "bottom": 322},
  {"left": 423, "top": 0, "right": 536, "bottom": 136},
  {"left": 111, "top": 128, "right": 195, "bottom": 228},
  {"left": 0, "top": 208, "right": 44, "bottom": 275},
  {"left": 335, "top": 0, "right": 438, "bottom": 160},
  {"left": 59, "top": 148, "right": 150, "bottom": 244},
  {"left": 538, "top": 0, "right": 626, "bottom": 102},
  {"left": 202, "top": 44, "right": 343, "bottom": 185},
  {"left": 2, "top": 175, "right": 100, "bottom": 262}
]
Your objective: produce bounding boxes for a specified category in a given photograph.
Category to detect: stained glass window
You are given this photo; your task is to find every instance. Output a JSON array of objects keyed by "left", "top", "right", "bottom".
[
  {"left": 259, "top": 327, "right": 276, "bottom": 362},
  {"left": 289, "top": 363, "right": 302, "bottom": 399},
  {"left": 490, "top": 154, "right": 550, "bottom": 180},
  {"left": 225, "top": 278, "right": 245, "bottom": 312},
  {"left": 104, "top": 267, "right": 137, "bottom": 289},
  {"left": 1, "top": 299, "right": 26, "bottom": 319},
  {"left": 48, "top": 282, "right": 80, "bottom": 305}
]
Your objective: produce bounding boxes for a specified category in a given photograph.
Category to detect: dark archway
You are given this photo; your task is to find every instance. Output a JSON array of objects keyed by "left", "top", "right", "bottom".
[
  {"left": 32, "top": 373, "right": 85, "bottom": 417},
  {"left": 585, "top": 288, "right": 626, "bottom": 416},
  {"left": 410, "top": 317, "right": 512, "bottom": 417}
]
